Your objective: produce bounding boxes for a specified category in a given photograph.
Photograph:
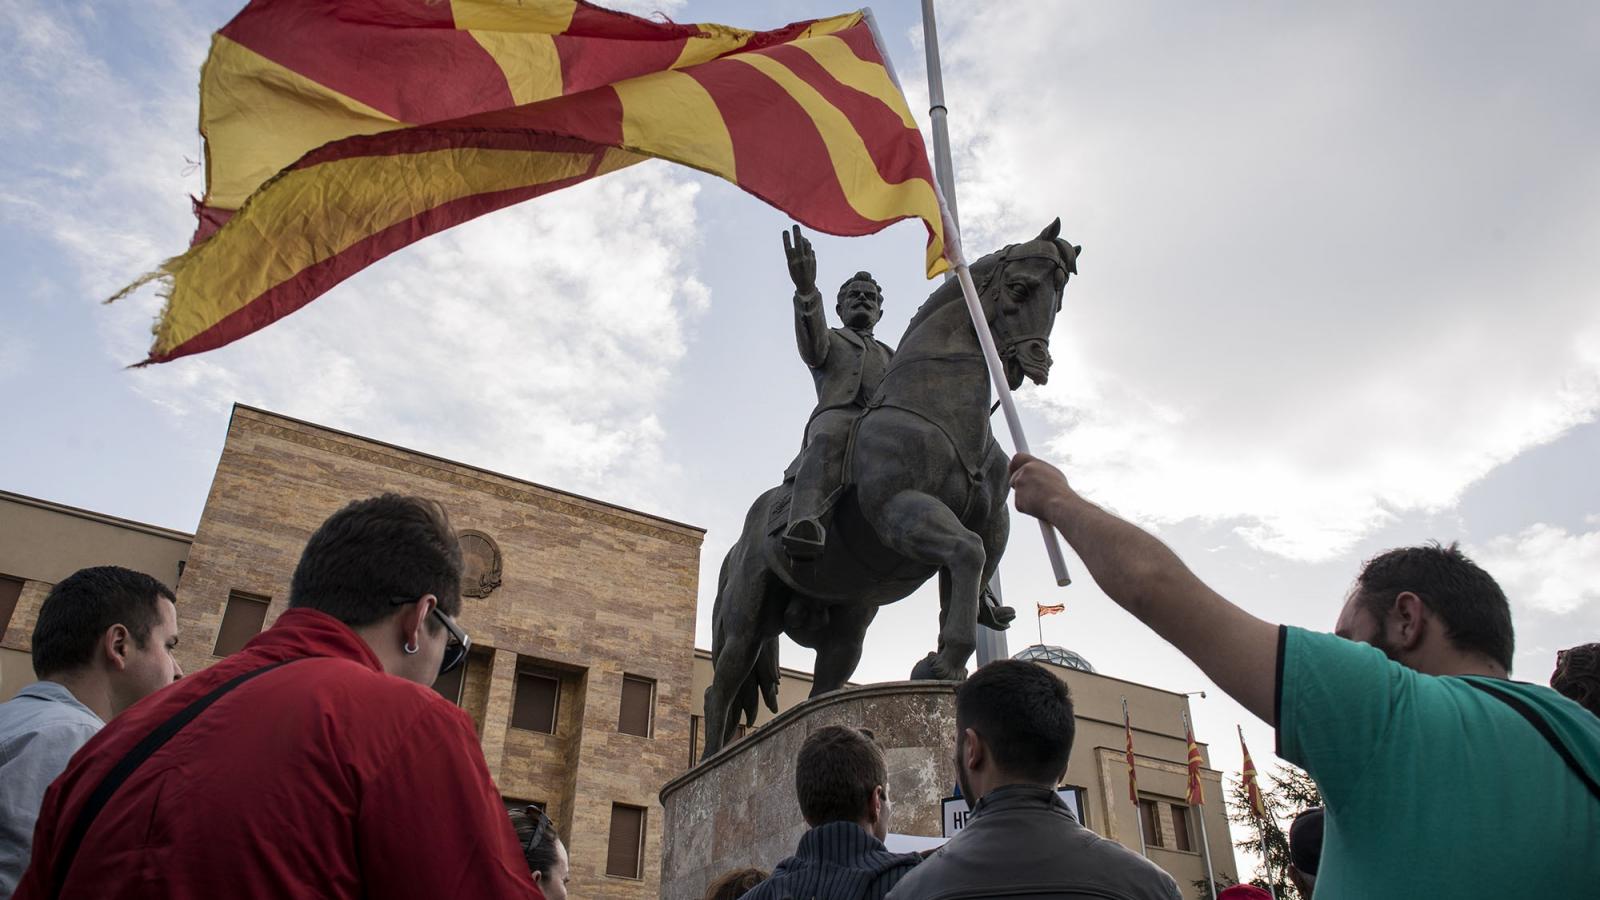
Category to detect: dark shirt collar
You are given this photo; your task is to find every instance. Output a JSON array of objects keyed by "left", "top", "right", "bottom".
[
  {"left": 795, "top": 820, "right": 888, "bottom": 862},
  {"left": 971, "top": 783, "right": 1072, "bottom": 820}
]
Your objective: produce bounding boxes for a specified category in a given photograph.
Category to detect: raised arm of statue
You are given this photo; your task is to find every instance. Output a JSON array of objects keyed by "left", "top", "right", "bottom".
[{"left": 784, "top": 225, "right": 829, "bottom": 368}]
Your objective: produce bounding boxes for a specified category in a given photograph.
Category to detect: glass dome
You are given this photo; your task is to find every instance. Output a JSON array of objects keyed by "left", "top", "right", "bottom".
[{"left": 1013, "top": 644, "right": 1097, "bottom": 673}]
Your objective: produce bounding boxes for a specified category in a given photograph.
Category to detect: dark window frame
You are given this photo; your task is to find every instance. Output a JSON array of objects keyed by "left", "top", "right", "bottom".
[
  {"left": 511, "top": 668, "right": 561, "bottom": 734},
  {"left": 605, "top": 803, "right": 647, "bottom": 879},
  {"left": 1138, "top": 796, "right": 1164, "bottom": 848},
  {"left": 1169, "top": 802, "right": 1194, "bottom": 852},
  {"left": 213, "top": 590, "right": 271, "bottom": 658},
  {"left": 618, "top": 673, "right": 656, "bottom": 738}
]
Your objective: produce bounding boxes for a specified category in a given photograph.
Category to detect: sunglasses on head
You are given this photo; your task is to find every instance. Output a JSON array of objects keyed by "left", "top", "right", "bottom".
[
  {"left": 389, "top": 596, "right": 471, "bottom": 676},
  {"left": 523, "top": 805, "right": 552, "bottom": 856}
]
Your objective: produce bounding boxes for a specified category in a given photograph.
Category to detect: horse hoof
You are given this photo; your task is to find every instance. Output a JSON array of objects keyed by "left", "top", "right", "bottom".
[{"left": 910, "top": 651, "right": 968, "bottom": 682}]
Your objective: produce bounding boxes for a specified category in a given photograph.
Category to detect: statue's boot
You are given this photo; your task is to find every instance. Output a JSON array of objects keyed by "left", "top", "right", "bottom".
[
  {"left": 784, "top": 430, "right": 842, "bottom": 561},
  {"left": 977, "top": 583, "right": 1016, "bottom": 630},
  {"left": 782, "top": 517, "right": 826, "bottom": 561}
]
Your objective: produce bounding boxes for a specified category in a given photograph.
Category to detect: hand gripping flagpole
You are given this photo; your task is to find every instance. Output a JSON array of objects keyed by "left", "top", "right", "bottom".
[{"left": 866, "top": 6, "right": 1072, "bottom": 587}]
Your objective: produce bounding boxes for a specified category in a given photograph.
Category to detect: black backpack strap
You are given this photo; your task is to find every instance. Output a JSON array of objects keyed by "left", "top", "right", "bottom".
[
  {"left": 51, "top": 658, "right": 304, "bottom": 895},
  {"left": 1466, "top": 679, "right": 1600, "bottom": 804}
]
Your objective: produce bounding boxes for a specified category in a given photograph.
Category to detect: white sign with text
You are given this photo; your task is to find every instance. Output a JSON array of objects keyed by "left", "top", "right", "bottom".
[{"left": 941, "top": 787, "right": 1087, "bottom": 838}]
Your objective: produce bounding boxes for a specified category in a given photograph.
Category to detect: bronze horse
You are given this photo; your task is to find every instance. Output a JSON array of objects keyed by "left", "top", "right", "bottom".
[{"left": 702, "top": 220, "right": 1080, "bottom": 759}]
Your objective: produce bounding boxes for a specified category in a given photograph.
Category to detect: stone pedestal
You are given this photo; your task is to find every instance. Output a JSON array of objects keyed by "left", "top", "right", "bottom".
[{"left": 659, "top": 681, "right": 959, "bottom": 900}]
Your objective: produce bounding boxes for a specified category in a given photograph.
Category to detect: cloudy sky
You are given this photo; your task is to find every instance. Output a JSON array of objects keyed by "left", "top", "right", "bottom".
[{"left": 4, "top": 0, "right": 1599, "bottom": 880}]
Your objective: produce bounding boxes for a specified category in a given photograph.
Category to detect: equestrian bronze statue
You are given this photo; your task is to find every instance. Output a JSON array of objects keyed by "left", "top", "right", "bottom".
[{"left": 702, "top": 219, "right": 1080, "bottom": 760}]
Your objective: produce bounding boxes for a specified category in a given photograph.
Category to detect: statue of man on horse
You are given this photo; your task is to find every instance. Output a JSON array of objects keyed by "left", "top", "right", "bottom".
[{"left": 702, "top": 220, "right": 1080, "bottom": 761}]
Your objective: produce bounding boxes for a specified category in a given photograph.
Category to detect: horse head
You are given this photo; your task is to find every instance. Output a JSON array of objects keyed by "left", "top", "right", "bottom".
[{"left": 974, "top": 218, "right": 1081, "bottom": 389}]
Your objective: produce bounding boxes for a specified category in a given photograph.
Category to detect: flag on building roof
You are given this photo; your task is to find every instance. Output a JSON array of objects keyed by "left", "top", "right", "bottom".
[
  {"left": 1037, "top": 602, "right": 1066, "bottom": 617},
  {"left": 1184, "top": 715, "right": 1205, "bottom": 806},
  {"left": 116, "top": 0, "right": 948, "bottom": 365},
  {"left": 1239, "top": 725, "right": 1266, "bottom": 819},
  {"left": 1122, "top": 697, "right": 1138, "bottom": 804}
]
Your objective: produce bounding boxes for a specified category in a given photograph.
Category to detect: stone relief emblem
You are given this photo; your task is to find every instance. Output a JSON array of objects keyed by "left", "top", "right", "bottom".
[{"left": 458, "top": 530, "right": 503, "bottom": 598}]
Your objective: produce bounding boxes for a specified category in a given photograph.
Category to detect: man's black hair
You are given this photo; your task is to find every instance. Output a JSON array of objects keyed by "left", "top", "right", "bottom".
[
  {"left": 1356, "top": 541, "right": 1514, "bottom": 671},
  {"left": 956, "top": 659, "right": 1075, "bottom": 785},
  {"left": 31, "top": 566, "right": 174, "bottom": 679},
  {"left": 795, "top": 725, "right": 886, "bottom": 826},
  {"left": 289, "top": 494, "right": 462, "bottom": 628}
]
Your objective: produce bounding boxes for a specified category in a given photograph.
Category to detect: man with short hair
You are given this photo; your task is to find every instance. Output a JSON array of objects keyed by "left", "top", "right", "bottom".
[
  {"left": 743, "top": 724, "right": 920, "bottom": 900},
  {"left": 1008, "top": 453, "right": 1600, "bottom": 899},
  {"left": 888, "top": 660, "right": 1180, "bottom": 900},
  {"left": 0, "top": 566, "right": 181, "bottom": 898},
  {"left": 15, "top": 495, "right": 543, "bottom": 900}
]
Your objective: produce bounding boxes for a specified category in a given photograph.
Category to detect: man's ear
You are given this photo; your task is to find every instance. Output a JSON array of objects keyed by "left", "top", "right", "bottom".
[
  {"left": 1392, "top": 591, "right": 1427, "bottom": 651},
  {"left": 103, "top": 624, "right": 132, "bottom": 671},
  {"left": 400, "top": 595, "right": 436, "bottom": 648},
  {"left": 868, "top": 785, "right": 886, "bottom": 825},
  {"left": 961, "top": 726, "right": 985, "bottom": 772}
]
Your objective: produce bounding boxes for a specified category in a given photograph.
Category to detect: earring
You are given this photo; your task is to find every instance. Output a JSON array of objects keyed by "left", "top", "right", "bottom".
[{"left": 403, "top": 641, "right": 419, "bottom": 656}]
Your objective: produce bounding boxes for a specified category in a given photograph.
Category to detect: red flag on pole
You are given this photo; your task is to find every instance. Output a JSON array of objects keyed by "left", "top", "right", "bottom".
[
  {"left": 1122, "top": 697, "right": 1138, "bottom": 804},
  {"left": 118, "top": 1, "right": 948, "bottom": 365},
  {"left": 1036, "top": 603, "right": 1066, "bottom": 617},
  {"left": 1184, "top": 715, "right": 1205, "bottom": 806},
  {"left": 1239, "top": 725, "right": 1266, "bottom": 819}
]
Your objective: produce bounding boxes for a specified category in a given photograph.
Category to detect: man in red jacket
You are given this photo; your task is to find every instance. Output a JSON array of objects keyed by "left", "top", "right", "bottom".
[{"left": 15, "top": 494, "right": 544, "bottom": 900}]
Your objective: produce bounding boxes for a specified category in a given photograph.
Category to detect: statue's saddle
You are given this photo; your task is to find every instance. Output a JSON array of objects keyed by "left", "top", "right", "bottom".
[{"left": 760, "top": 482, "right": 934, "bottom": 605}]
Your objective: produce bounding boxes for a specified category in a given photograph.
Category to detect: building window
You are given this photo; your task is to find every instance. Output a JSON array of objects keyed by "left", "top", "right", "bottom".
[
  {"left": 1170, "top": 802, "right": 1193, "bottom": 852},
  {"left": 213, "top": 591, "right": 270, "bottom": 657},
  {"left": 434, "top": 653, "right": 469, "bottom": 705},
  {"left": 1138, "top": 798, "right": 1164, "bottom": 848},
  {"left": 0, "top": 575, "right": 22, "bottom": 642},
  {"left": 605, "top": 803, "right": 646, "bottom": 879},
  {"left": 618, "top": 674, "right": 655, "bottom": 737},
  {"left": 512, "top": 669, "right": 560, "bottom": 733},
  {"left": 689, "top": 715, "right": 701, "bottom": 765}
]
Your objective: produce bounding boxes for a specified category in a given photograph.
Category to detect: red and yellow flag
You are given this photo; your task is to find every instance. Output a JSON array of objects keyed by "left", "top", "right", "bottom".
[
  {"left": 1037, "top": 602, "right": 1066, "bottom": 617},
  {"left": 119, "top": 1, "right": 948, "bottom": 365},
  {"left": 1184, "top": 715, "right": 1205, "bottom": 806},
  {"left": 1239, "top": 725, "right": 1266, "bottom": 819},
  {"left": 1122, "top": 697, "right": 1138, "bottom": 804}
]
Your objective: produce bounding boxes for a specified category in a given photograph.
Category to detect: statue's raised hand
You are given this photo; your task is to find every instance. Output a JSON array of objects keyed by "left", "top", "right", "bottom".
[{"left": 782, "top": 224, "right": 817, "bottom": 295}]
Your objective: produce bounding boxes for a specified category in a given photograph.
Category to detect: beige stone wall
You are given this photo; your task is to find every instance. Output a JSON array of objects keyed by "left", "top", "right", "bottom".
[{"left": 174, "top": 405, "right": 703, "bottom": 899}]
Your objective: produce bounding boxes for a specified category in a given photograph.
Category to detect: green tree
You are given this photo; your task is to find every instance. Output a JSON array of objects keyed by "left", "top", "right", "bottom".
[{"left": 1212, "top": 762, "right": 1321, "bottom": 900}]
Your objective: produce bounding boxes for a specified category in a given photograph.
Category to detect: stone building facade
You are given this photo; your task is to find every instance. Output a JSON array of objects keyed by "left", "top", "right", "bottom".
[{"left": 2, "top": 405, "right": 703, "bottom": 899}]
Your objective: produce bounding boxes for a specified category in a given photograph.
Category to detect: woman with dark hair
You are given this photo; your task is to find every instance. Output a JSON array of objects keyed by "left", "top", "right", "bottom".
[
  {"left": 1552, "top": 643, "right": 1600, "bottom": 717},
  {"left": 509, "top": 806, "right": 570, "bottom": 899}
]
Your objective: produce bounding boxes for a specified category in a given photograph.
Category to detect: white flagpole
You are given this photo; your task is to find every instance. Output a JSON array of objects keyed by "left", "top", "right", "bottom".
[{"left": 867, "top": 5, "right": 1072, "bottom": 587}]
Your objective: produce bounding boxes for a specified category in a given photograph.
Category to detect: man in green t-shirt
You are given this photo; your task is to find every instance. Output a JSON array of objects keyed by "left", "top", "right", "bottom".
[{"left": 1007, "top": 453, "right": 1600, "bottom": 899}]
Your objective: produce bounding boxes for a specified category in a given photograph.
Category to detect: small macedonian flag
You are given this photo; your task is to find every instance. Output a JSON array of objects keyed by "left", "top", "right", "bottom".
[
  {"left": 117, "top": 0, "right": 948, "bottom": 365},
  {"left": 1122, "top": 697, "right": 1138, "bottom": 804},
  {"left": 1037, "top": 602, "right": 1066, "bottom": 617},
  {"left": 1239, "top": 725, "right": 1266, "bottom": 819},
  {"left": 1184, "top": 715, "right": 1204, "bottom": 806}
]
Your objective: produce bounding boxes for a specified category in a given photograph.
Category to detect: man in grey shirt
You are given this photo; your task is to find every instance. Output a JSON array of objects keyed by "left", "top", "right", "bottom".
[
  {"left": 0, "top": 566, "right": 182, "bottom": 897},
  {"left": 888, "top": 660, "right": 1180, "bottom": 900}
]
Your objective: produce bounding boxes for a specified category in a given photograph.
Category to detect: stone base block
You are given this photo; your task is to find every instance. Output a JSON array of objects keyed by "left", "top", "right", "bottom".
[{"left": 659, "top": 681, "right": 959, "bottom": 900}]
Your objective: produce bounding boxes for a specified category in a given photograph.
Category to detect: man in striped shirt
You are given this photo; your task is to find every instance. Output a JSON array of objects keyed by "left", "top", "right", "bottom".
[{"left": 741, "top": 726, "right": 921, "bottom": 900}]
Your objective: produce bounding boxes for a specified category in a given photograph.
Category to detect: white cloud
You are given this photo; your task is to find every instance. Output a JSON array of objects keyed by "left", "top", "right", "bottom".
[
  {"left": 2, "top": 0, "right": 707, "bottom": 511},
  {"left": 921, "top": 1, "right": 1600, "bottom": 560},
  {"left": 1472, "top": 524, "right": 1600, "bottom": 616}
]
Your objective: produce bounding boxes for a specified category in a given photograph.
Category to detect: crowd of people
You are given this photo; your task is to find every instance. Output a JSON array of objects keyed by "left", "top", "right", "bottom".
[{"left": 0, "top": 452, "right": 1596, "bottom": 899}]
